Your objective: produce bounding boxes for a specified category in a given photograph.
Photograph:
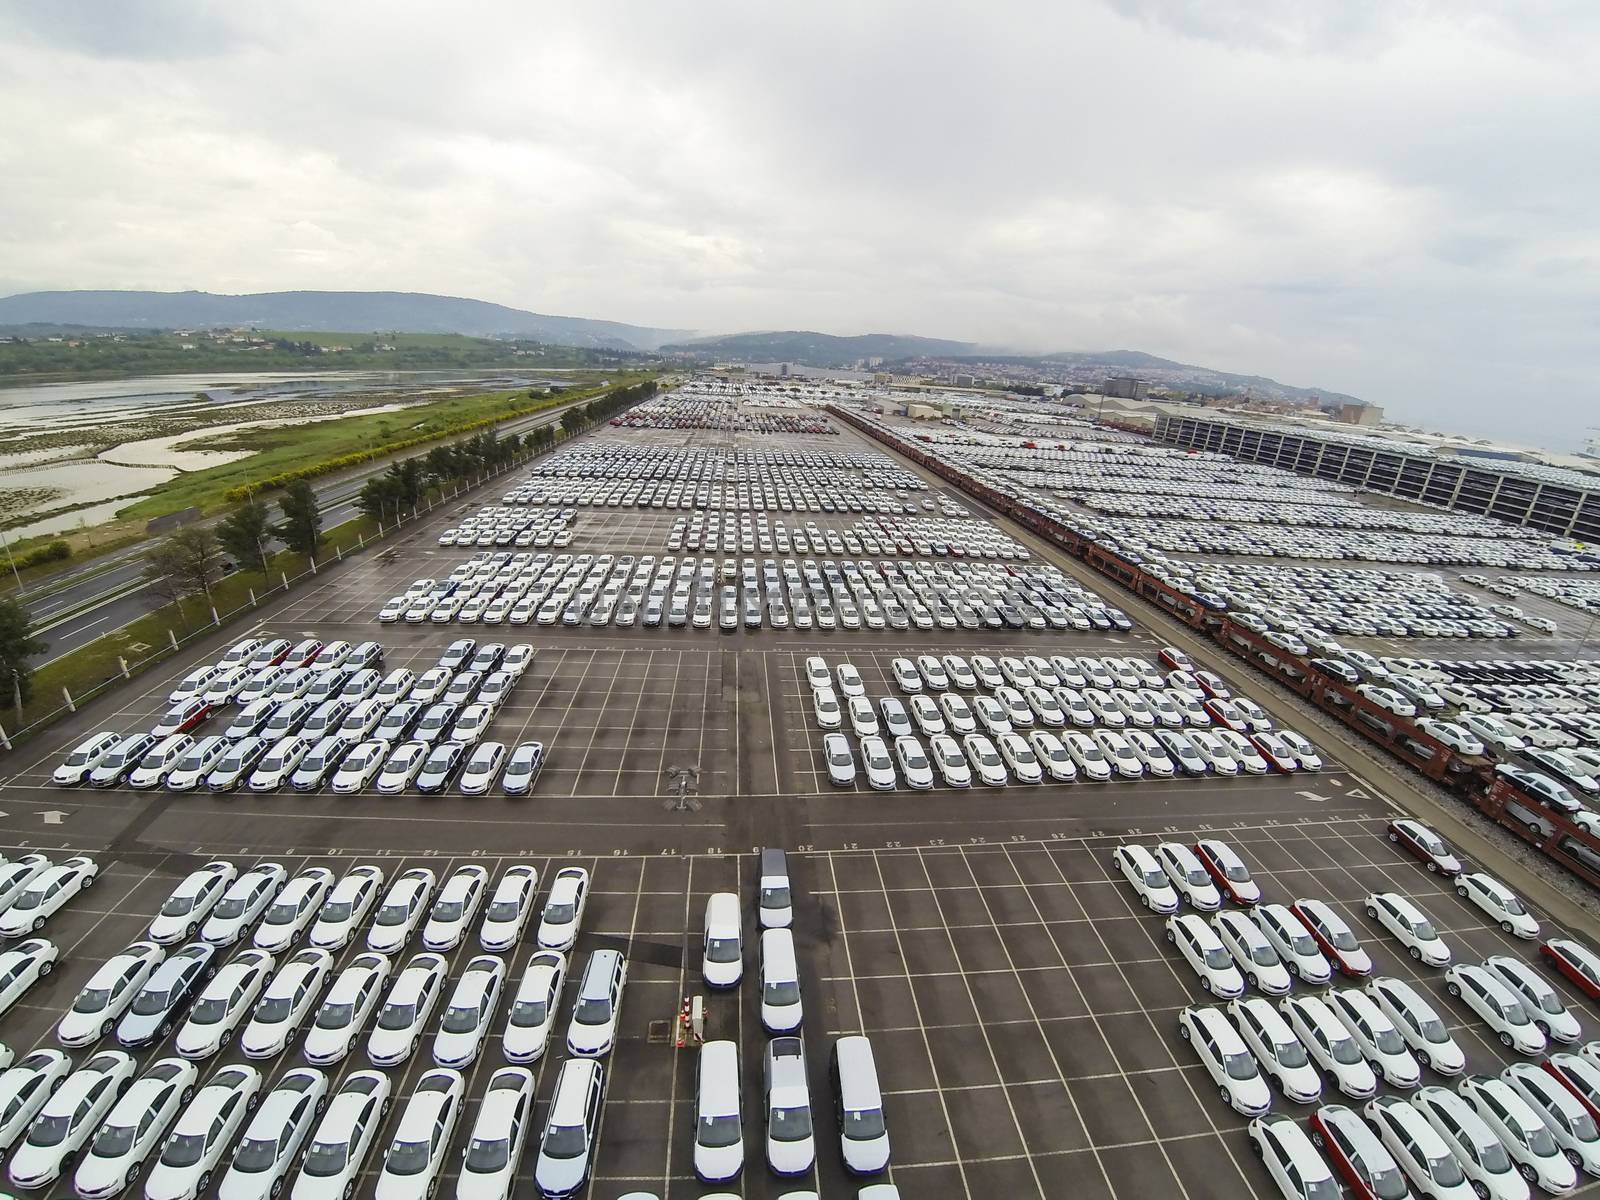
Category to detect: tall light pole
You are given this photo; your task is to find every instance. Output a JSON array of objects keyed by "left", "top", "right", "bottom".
[{"left": 0, "top": 527, "right": 22, "bottom": 591}]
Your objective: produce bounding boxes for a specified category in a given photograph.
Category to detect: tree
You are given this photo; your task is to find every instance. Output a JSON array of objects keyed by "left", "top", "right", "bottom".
[
  {"left": 275, "top": 480, "right": 323, "bottom": 557},
  {"left": 423, "top": 445, "right": 458, "bottom": 487},
  {"left": 143, "top": 537, "right": 194, "bottom": 620},
  {"left": 559, "top": 406, "right": 588, "bottom": 437},
  {"left": 0, "top": 597, "right": 46, "bottom": 717},
  {"left": 216, "top": 498, "right": 274, "bottom": 576},
  {"left": 356, "top": 475, "right": 403, "bottom": 524},
  {"left": 386, "top": 459, "right": 425, "bottom": 510},
  {"left": 168, "top": 525, "right": 223, "bottom": 600}
]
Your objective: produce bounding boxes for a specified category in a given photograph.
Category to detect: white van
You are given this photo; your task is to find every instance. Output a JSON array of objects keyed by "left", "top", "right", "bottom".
[
  {"left": 760, "top": 929, "right": 803, "bottom": 1034},
  {"left": 830, "top": 1035, "right": 890, "bottom": 1174},
  {"left": 758, "top": 848, "right": 793, "bottom": 929},
  {"left": 702, "top": 893, "right": 743, "bottom": 989},
  {"left": 693, "top": 1040, "right": 743, "bottom": 1183}
]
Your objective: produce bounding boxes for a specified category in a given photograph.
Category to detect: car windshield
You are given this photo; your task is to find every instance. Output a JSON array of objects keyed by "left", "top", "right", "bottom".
[
  {"left": 189, "top": 995, "right": 231, "bottom": 1024},
  {"left": 322, "top": 900, "right": 355, "bottom": 922},
  {"left": 465, "top": 1136, "right": 510, "bottom": 1172},
  {"left": 510, "top": 997, "right": 548, "bottom": 1027},
  {"left": 1303, "top": 1179, "right": 1341, "bottom": 1200},
  {"left": 28, "top": 1113, "right": 73, "bottom": 1147},
  {"left": 697, "top": 1113, "right": 741, "bottom": 1148},
  {"left": 542, "top": 1123, "right": 588, "bottom": 1159},
  {"left": 574, "top": 997, "right": 612, "bottom": 1025},
  {"left": 161, "top": 1132, "right": 209, "bottom": 1168},
  {"left": 828, "top": 747, "right": 852, "bottom": 767},
  {"left": 256, "top": 994, "right": 296, "bottom": 1023},
  {"left": 843, "top": 1106, "right": 885, "bottom": 1141},
  {"left": 1373, "top": 1026, "right": 1405, "bottom": 1054},
  {"left": 1329, "top": 1036, "right": 1362, "bottom": 1065},
  {"left": 1288, "top": 931, "right": 1317, "bottom": 956},
  {"left": 375, "top": 902, "right": 411, "bottom": 926},
  {"left": 1500, "top": 896, "right": 1526, "bottom": 916},
  {"left": 73, "top": 986, "right": 113, "bottom": 1013},
  {"left": 1326, "top": 926, "right": 1359, "bottom": 951},
  {"left": 543, "top": 902, "right": 575, "bottom": 924},
  {"left": 770, "top": 1104, "right": 812, "bottom": 1141},
  {"left": 232, "top": 1136, "right": 281, "bottom": 1173},
  {"left": 1202, "top": 947, "right": 1233, "bottom": 971},
  {"left": 707, "top": 937, "right": 739, "bottom": 964},
  {"left": 385, "top": 1139, "right": 432, "bottom": 1175},
  {"left": 1223, "top": 1051, "right": 1257, "bottom": 1081},
  {"left": 214, "top": 896, "right": 250, "bottom": 919},
  {"left": 764, "top": 980, "right": 801, "bottom": 1006},
  {"left": 131, "top": 986, "right": 175, "bottom": 1016},
  {"left": 1499, "top": 1001, "right": 1528, "bottom": 1025},
  {"left": 303, "top": 1142, "right": 350, "bottom": 1177},
  {"left": 91, "top": 1122, "right": 138, "bottom": 1156},
  {"left": 442, "top": 1003, "right": 482, "bottom": 1033},
  {"left": 1524, "top": 1123, "right": 1559, "bottom": 1156},
  {"left": 1418, "top": 1017, "right": 1449, "bottom": 1043},
  {"left": 1250, "top": 945, "right": 1277, "bottom": 967},
  {"left": 378, "top": 1002, "right": 417, "bottom": 1030},
  {"left": 1142, "top": 870, "right": 1167, "bottom": 889},
  {"left": 316, "top": 1002, "right": 355, "bottom": 1029},
  {"left": 1275, "top": 1040, "right": 1309, "bottom": 1068},
  {"left": 264, "top": 900, "right": 300, "bottom": 925}
]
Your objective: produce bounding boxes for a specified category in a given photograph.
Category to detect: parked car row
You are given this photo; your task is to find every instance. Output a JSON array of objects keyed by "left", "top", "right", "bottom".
[
  {"left": 667, "top": 507, "right": 1010, "bottom": 560},
  {"left": 608, "top": 391, "right": 837, "bottom": 435},
  {"left": 53, "top": 638, "right": 543, "bottom": 796},
  {"left": 436, "top": 505, "right": 575, "bottom": 549}
]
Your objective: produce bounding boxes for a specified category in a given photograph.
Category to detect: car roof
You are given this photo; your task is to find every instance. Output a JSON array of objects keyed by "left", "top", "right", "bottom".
[{"left": 550, "top": 1059, "right": 599, "bottom": 1123}]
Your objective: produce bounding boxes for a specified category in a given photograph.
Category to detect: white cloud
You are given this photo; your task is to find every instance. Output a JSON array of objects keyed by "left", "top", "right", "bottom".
[{"left": 0, "top": 0, "right": 1596, "bottom": 448}]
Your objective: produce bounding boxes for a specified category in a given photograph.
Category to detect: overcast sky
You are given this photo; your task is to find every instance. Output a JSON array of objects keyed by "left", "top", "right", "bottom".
[{"left": 1, "top": 1, "right": 1596, "bottom": 451}]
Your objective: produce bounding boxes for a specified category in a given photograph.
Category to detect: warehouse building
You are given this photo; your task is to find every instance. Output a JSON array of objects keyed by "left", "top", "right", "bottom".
[{"left": 1154, "top": 413, "right": 1600, "bottom": 541}]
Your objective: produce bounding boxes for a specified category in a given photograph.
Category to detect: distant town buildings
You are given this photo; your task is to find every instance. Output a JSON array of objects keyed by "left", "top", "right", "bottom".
[{"left": 1102, "top": 376, "right": 1149, "bottom": 401}]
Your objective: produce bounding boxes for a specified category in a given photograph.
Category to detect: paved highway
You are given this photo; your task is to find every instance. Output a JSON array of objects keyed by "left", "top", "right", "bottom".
[{"left": 18, "top": 396, "right": 592, "bottom": 663}]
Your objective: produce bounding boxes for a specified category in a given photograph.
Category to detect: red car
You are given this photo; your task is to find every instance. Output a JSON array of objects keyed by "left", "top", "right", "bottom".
[
  {"left": 1157, "top": 646, "right": 1193, "bottom": 672},
  {"left": 1203, "top": 698, "right": 1249, "bottom": 733},
  {"left": 1249, "top": 733, "right": 1299, "bottom": 775},
  {"left": 1291, "top": 899, "right": 1373, "bottom": 978},
  {"left": 1543, "top": 1054, "right": 1600, "bottom": 1121},
  {"left": 1194, "top": 671, "right": 1232, "bottom": 699},
  {"left": 1386, "top": 819, "right": 1462, "bottom": 876},
  {"left": 1542, "top": 938, "right": 1600, "bottom": 1001},
  {"left": 247, "top": 638, "right": 293, "bottom": 669},
  {"left": 287, "top": 638, "right": 325, "bottom": 669},
  {"left": 1193, "top": 839, "right": 1262, "bottom": 905},
  {"left": 1307, "top": 1104, "right": 1406, "bottom": 1200}
]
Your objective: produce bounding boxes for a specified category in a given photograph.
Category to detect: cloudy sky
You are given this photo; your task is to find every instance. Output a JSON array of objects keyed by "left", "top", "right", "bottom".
[{"left": 1, "top": 0, "right": 1596, "bottom": 451}]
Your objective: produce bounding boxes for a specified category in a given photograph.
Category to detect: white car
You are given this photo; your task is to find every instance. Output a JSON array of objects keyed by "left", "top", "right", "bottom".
[
  {"left": 504, "top": 950, "right": 566, "bottom": 1064},
  {"left": 200, "top": 864, "right": 287, "bottom": 946},
  {"left": 937, "top": 692, "right": 977, "bottom": 735},
  {"left": 926, "top": 733, "right": 971, "bottom": 787},
  {"left": 0, "top": 1049, "right": 73, "bottom": 1155},
  {"left": 834, "top": 663, "right": 865, "bottom": 698},
  {"left": 1124, "top": 730, "right": 1176, "bottom": 778},
  {"left": 366, "top": 868, "right": 437, "bottom": 955},
  {"left": 1093, "top": 729, "right": 1145, "bottom": 779},
  {"left": 150, "top": 863, "right": 237, "bottom": 945},
  {"left": 1166, "top": 914, "right": 1244, "bottom": 998},
  {"left": 217, "top": 1068, "right": 327, "bottom": 1200},
  {"left": 567, "top": 949, "right": 626, "bottom": 1057},
  {"left": 52, "top": 731, "right": 123, "bottom": 786},
  {"left": 1215, "top": 729, "right": 1269, "bottom": 774},
  {"left": 290, "top": 1072, "right": 392, "bottom": 1200},
  {"left": 1212, "top": 910, "right": 1291, "bottom": 995},
  {"left": 1501, "top": 1061, "right": 1600, "bottom": 1178},
  {"left": 58, "top": 940, "right": 166, "bottom": 1047},
  {"left": 1155, "top": 843, "right": 1222, "bottom": 911},
  {"left": 72, "top": 1057, "right": 197, "bottom": 1200},
  {"left": 0, "top": 938, "right": 59, "bottom": 1018},
  {"left": 1445, "top": 963, "right": 1546, "bottom": 1054},
  {"left": 1325, "top": 986, "right": 1421, "bottom": 1089},
  {"left": 762, "top": 1036, "right": 814, "bottom": 1176},
  {"left": 961, "top": 733, "right": 1008, "bottom": 787},
  {"left": 163, "top": 737, "right": 231, "bottom": 792},
  {"left": 1188, "top": 731, "right": 1240, "bottom": 776},
  {"left": 252, "top": 867, "right": 335, "bottom": 952},
  {"left": 1278, "top": 994, "right": 1378, "bottom": 1099},
  {"left": 1027, "top": 730, "right": 1077, "bottom": 781},
  {"left": 1367, "top": 976, "right": 1466, "bottom": 1076},
  {"left": 432, "top": 955, "right": 505, "bottom": 1068},
  {"left": 857, "top": 735, "right": 896, "bottom": 789},
  {"left": 822, "top": 733, "right": 856, "bottom": 787},
  {"left": 374, "top": 1069, "right": 463, "bottom": 1200},
  {"left": 329, "top": 740, "right": 389, "bottom": 793},
  {"left": 175, "top": 948, "right": 275, "bottom": 1060},
  {"left": 308, "top": 865, "right": 384, "bottom": 950},
  {"left": 1455, "top": 872, "right": 1539, "bottom": 939},
  {"left": 1483, "top": 955, "right": 1582, "bottom": 1044},
  {"left": 537, "top": 867, "right": 589, "bottom": 951},
  {"left": 995, "top": 731, "right": 1043, "bottom": 783},
  {"left": 1276, "top": 730, "right": 1323, "bottom": 770},
  {"left": 0, "top": 855, "right": 98, "bottom": 937},
  {"left": 1112, "top": 845, "right": 1178, "bottom": 914},
  {"left": 301, "top": 952, "right": 390, "bottom": 1067},
  {"left": 1178, "top": 1005, "right": 1271, "bottom": 1117},
  {"left": 1417, "top": 718, "right": 1485, "bottom": 757},
  {"left": 143, "top": 1064, "right": 263, "bottom": 1200},
  {"left": 479, "top": 865, "right": 538, "bottom": 952},
  {"left": 1458, "top": 1073, "right": 1577, "bottom": 1195},
  {"left": 7, "top": 1050, "right": 136, "bottom": 1191},
  {"left": 368, "top": 953, "right": 448, "bottom": 1068},
  {"left": 246, "top": 735, "right": 312, "bottom": 792},
  {"left": 1062, "top": 732, "right": 1114, "bottom": 782},
  {"left": 453, "top": 1067, "right": 534, "bottom": 1200},
  {"left": 375, "top": 742, "right": 430, "bottom": 793},
  {"left": 422, "top": 866, "right": 488, "bottom": 952},
  {"left": 1363, "top": 1095, "right": 1477, "bottom": 1200},
  {"left": 533, "top": 1059, "right": 603, "bottom": 1198},
  {"left": 1228, "top": 997, "right": 1320, "bottom": 1104},
  {"left": 1412, "top": 1085, "right": 1532, "bottom": 1200},
  {"left": 1364, "top": 892, "right": 1451, "bottom": 966},
  {"left": 1249, "top": 1112, "right": 1343, "bottom": 1199},
  {"left": 239, "top": 948, "right": 333, "bottom": 1059}
]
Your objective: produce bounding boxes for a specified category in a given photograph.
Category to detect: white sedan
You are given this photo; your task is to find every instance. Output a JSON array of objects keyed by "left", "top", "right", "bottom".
[
  {"left": 536, "top": 868, "right": 588, "bottom": 951},
  {"left": 0, "top": 938, "right": 59, "bottom": 1018},
  {"left": 1278, "top": 995, "right": 1377, "bottom": 1099},
  {"left": 291, "top": 1072, "right": 391, "bottom": 1200},
  {"left": 0, "top": 855, "right": 98, "bottom": 937},
  {"left": 304, "top": 952, "right": 392, "bottom": 1067},
  {"left": 1455, "top": 872, "right": 1540, "bottom": 939},
  {"left": 239, "top": 948, "right": 333, "bottom": 1059},
  {"left": 7, "top": 1051, "right": 136, "bottom": 1191},
  {"left": 57, "top": 940, "right": 166, "bottom": 1047},
  {"left": 1483, "top": 955, "right": 1582, "bottom": 1045},
  {"left": 368, "top": 953, "right": 449, "bottom": 1067},
  {"left": 308, "top": 865, "right": 385, "bottom": 951},
  {"left": 71, "top": 1058, "right": 196, "bottom": 1200},
  {"left": 422, "top": 866, "right": 488, "bottom": 952},
  {"left": 366, "top": 869, "right": 436, "bottom": 955},
  {"left": 149, "top": 862, "right": 237, "bottom": 945},
  {"left": 0, "top": 1050, "right": 72, "bottom": 1155},
  {"left": 200, "top": 864, "right": 287, "bottom": 946},
  {"left": 479, "top": 865, "right": 538, "bottom": 953},
  {"left": 961, "top": 734, "right": 1008, "bottom": 787},
  {"left": 1166, "top": 914, "right": 1245, "bottom": 998},
  {"left": 1445, "top": 964, "right": 1547, "bottom": 1054},
  {"left": 1227, "top": 997, "right": 1321, "bottom": 1104},
  {"left": 175, "top": 948, "right": 275, "bottom": 1059},
  {"left": 329, "top": 740, "right": 389, "bottom": 793},
  {"left": 1363, "top": 892, "right": 1452, "bottom": 966},
  {"left": 432, "top": 955, "right": 505, "bottom": 1068},
  {"left": 891, "top": 735, "right": 934, "bottom": 789},
  {"left": 252, "top": 868, "right": 335, "bottom": 952},
  {"left": 503, "top": 951, "right": 566, "bottom": 1064},
  {"left": 1366, "top": 976, "right": 1466, "bottom": 1076},
  {"left": 453, "top": 1068, "right": 534, "bottom": 1200},
  {"left": 1325, "top": 986, "right": 1422, "bottom": 1089},
  {"left": 373, "top": 1069, "right": 464, "bottom": 1200},
  {"left": 1212, "top": 910, "right": 1290, "bottom": 995},
  {"left": 217, "top": 1067, "right": 327, "bottom": 1200},
  {"left": 144, "top": 1065, "right": 264, "bottom": 1200},
  {"left": 0, "top": 856, "right": 51, "bottom": 913}
]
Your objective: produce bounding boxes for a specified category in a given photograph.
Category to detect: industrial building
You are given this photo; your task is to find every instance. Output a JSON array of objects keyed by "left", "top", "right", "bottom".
[{"left": 1155, "top": 413, "right": 1600, "bottom": 541}]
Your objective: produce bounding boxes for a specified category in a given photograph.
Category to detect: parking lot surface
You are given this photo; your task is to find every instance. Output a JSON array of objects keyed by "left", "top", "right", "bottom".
[{"left": 4, "top": 383, "right": 1600, "bottom": 1200}]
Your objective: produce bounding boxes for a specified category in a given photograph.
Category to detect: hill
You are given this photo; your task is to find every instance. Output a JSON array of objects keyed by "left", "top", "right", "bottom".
[
  {"left": 0, "top": 289, "right": 688, "bottom": 351},
  {"left": 662, "top": 329, "right": 976, "bottom": 364}
]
